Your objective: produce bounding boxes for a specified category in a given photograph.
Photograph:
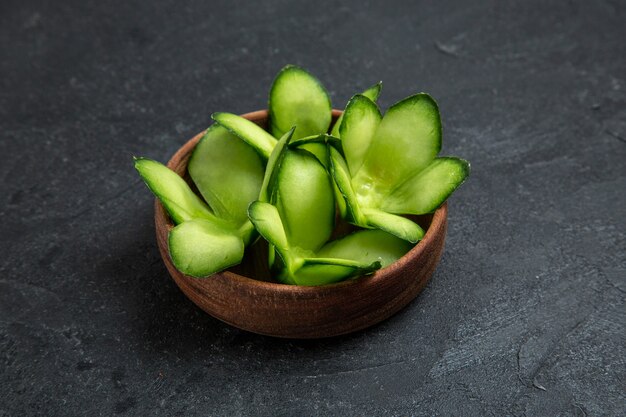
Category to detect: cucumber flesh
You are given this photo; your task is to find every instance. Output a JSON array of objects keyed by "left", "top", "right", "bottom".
[
  {"left": 212, "top": 112, "right": 277, "bottom": 159},
  {"left": 339, "top": 95, "right": 382, "bottom": 176},
  {"left": 259, "top": 128, "right": 294, "bottom": 203},
  {"left": 188, "top": 124, "right": 265, "bottom": 225},
  {"left": 168, "top": 219, "right": 244, "bottom": 278},
  {"left": 329, "top": 146, "right": 365, "bottom": 224},
  {"left": 134, "top": 157, "right": 218, "bottom": 225},
  {"left": 362, "top": 208, "right": 425, "bottom": 243},
  {"left": 317, "top": 229, "right": 413, "bottom": 268},
  {"left": 382, "top": 157, "right": 470, "bottom": 215},
  {"left": 284, "top": 258, "right": 380, "bottom": 286},
  {"left": 269, "top": 65, "right": 332, "bottom": 139},
  {"left": 274, "top": 149, "right": 335, "bottom": 252},
  {"left": 247, "top": 201, "right": 289, "bottom": 251},
  {"left": 331, "top": 81, "right": 382, "bottom": 137},
  {"left": 353, "top": 93, "right": 442, "bottom": 200},
  {"left": 289, "top": 133, "right": 341, "bottom": 151}
]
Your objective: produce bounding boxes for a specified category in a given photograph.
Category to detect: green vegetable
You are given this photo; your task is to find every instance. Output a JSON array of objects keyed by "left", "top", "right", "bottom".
[
  {"left": 188, "top": 124, "right": 265, "bottom": 227},
  {"left": 211, "top": 112, "right": 277, "bottom": 159},
  {"left": 269, "top": 65, "right": 332, "bottom": 140},
  {"left": 247, "top": 130, "right": 416, "bottom": 285},
  {"left": 133, "top": 157, "right": 220, "bottom": 225},
  {"left": 329, "top": 93, "right": 469, "bottom": 242},
  {"left": 135, "top": 123, "right": 266, "bottom": 277},
  {"left": 169, "top": 220, "right": 245, "bottom": 278},
  {"left": 331, "top": 81, "right": 382, "bottom": 138}
]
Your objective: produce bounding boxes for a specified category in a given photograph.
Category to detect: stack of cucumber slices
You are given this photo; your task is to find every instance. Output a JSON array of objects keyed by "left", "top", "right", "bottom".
[{"left": 135, "top": 65, "right": 470, "bottom": 286}]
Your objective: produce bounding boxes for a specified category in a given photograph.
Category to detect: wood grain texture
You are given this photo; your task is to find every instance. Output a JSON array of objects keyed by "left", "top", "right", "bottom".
[{"left": 154, "top": 110, "right": 448, "bottom": 338}]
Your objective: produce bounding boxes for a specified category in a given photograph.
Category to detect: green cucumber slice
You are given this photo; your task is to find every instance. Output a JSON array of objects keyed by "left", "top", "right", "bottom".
[
  {"left": 362, "top": 208, "right": 425, "bottom": 243},
  {"left": 274, "top": 149, "right": 335, "bottom": 252},
  {"left": 382, "top": 157, "right": 470, "bottom": 215},
  {"left": 287, "top": 258, "right": 380, "bottom": 286},
  {"left": 259, "top": 128, "right": 295, "bottom": 203},
  {"left": 211, "top": 112, "right": 277, "bottom": 159},
  {"left": 353, "top": 93, "right": 442, "bottom": 200},
  {"left": 317, "top": 229, "right": 413, "bottom": 268},
  {"left": 331, "top": 81, "right": 382, "bottom": 137},
  {"left": 329, "top": 146, "right": 364, "bottom": 223},
  {"left": 269, "top": 65, "right": 332, "bottom": 139},
  {"left": 247, "top": 201, "right": 289, "bottom": 251},
  {"left": 361, "top": 81, "right": 383, "bottom": 102},
  {"left": 134, "top": 157, "right": 217, "bottom": 224},
  {"left": 339, "top": 95, "right": 382, "bottom": 176},
  {"left": 168, "top": 219, "right": 244, "bottom": 278},
  {"left": 188, "top": 124, "right": 265, "bottom": 224}
]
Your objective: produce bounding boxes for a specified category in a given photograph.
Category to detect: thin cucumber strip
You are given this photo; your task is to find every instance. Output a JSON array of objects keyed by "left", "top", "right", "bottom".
[
  {"left": 289, "top": 134, "right": 342, "bottom": 152},
  {"left": 362, "top": 208, "right": 425, "bottom": 243},
  {"left": 382, "top": 157, "right": 470, "bottom": 215},
  {"left": 339, "top": 94, "right": 382, "bottom": 176},
  {"left": 331, "top": 81, "right": 382, "bottom": 137},
  {"left": 247, "top": 201, "right": 289, "bottom": 251},
  {"left": 168, "top": 219, "right": 244, "bottom": 278},
  {"left": 329, "top": 146, "right": 364, "bottom": 224},
  {"left": 274, "top": 149, "right": 335, "bottom": 252},
  {"left": 134, "top": 157, "right": 217, "bottom": 224},
  {"left": 269, "top": 65, "right": 332, "bottom": 139},
  {"left": 353, "top": 93, "right": 442, "bottom": 199},
  {"left": 212, "top": 112, "right": 277, "bottom": 159},
  {"left": 317, "top": 229, "right": 413, "bottom": 268},
  {"left": 287, "top": 258, "right": 381, "bottom": 286},
  {"left": 259, "top": 128, "right": 295, "bottom": 203},
  {"left": 361, "top": 81, "right": 383, "bottom": 102},
  {"left": 188, "top": 124, "right": 265, "bottom": 225}
]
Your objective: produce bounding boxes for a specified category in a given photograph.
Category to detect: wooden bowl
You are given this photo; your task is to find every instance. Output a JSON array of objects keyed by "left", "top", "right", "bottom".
[{"left": 154, "top": 110, "right": 448, "bottom": 339}]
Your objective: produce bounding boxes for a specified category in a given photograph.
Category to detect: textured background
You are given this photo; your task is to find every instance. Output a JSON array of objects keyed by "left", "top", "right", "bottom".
[{"left": 1, "top": 1, "right": 625, "bottom": 415}]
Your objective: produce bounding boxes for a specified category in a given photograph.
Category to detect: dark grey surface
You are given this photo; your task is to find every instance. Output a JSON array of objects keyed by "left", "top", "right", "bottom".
[{"left": 1, "top": 1, "right": 625, "bottom": 415}]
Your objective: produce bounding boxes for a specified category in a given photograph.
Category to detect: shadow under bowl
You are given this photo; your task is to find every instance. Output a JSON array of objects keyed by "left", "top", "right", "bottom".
[{"left": 154, "top": 109, "right": 448, "bottom": 339}]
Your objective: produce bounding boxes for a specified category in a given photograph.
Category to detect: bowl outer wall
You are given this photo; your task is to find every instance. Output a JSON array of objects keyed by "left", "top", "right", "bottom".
[{"left": 154, "top": 109, "right": 448, "bottom": 339}]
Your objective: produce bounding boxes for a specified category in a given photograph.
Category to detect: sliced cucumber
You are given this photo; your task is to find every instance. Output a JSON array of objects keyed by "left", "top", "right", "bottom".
[
  {"left": 188, "top": 124, "right": 265, "bottom": 225},
  {"left": 353, "top": 93, "right": 442, "bottom": 199},
  {"left": 362, "top": 208, "right": 425, "bottom": 243},
  {"left": 339, "top": 95, "right": 382, "bottom": 176},
  {"left": 285, "top": 258, "right": 380, "bottom": 286},
  {"left": 247, "top": 201, "right": 289, "bottom": 251},
  {"left": 317, "top": 229, "right": 413, "bottom": 268},
  {"left": 331, "top": 81, "right": 382, "bottom": 137},
  {"left": 289, "top": 134, "right": 342, "bottom": 152},
  {"left": 274, "top": 149, "right": 335, "bottom": 252},
  {"left": 382, "top": 157, "right": 470, "bottom": 215},
  {"left": 259, "top": 128, "right": 294, "bottom": 203},
  {"left": 212, "top": 112, "right": 277, "bottom": 159},
  {"left": 269, "top": 65, "right": 332, "bottom": 139},
  {"left": 329, "top": 146, "right": 364, "bottom": 224},
  {"left": 134, "top": 157, "right": 217, "bottom": 224},
  {"left": 168, "top": 219, "right": 244, "bottom": 278}
]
